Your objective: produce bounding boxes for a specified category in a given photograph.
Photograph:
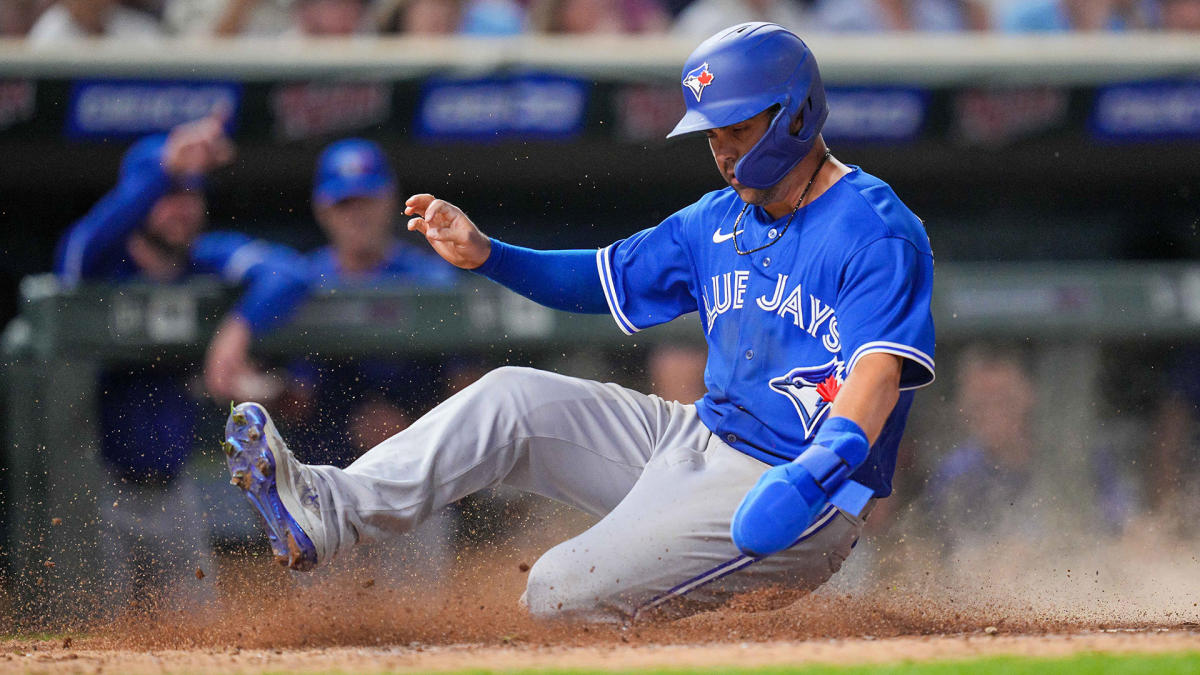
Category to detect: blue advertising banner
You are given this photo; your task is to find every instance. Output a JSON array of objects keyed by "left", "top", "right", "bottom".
[
  {"left": 66, "top": 79, "right": 241, "bottom": 139},
  {"left": 1090, "top": 80, "right": 1200, "bottom": 142},
  {"left": 823, "top": 87, "right": 929, "bottom": 143},
  {"left": 415, "top": 74, "right": 588, "bottom": 142}
]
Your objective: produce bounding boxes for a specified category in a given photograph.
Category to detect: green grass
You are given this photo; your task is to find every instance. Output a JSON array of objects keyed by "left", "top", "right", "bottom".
[{"left": 271, "top": 651, "right": 1200, "bottom": 675}]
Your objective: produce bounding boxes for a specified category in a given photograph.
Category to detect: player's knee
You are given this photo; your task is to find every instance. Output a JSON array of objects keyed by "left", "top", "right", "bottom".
[
  {"left": 522, "top": 551, "right": 624, "bottom": 623},
  {"left": 471, "top": 366, "right": 542, "bottom": 398}
]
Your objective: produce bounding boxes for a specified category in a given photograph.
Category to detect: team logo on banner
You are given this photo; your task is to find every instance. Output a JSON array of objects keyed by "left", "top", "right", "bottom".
[
  {"left": 682, "top": 62, "right": 715, "bottom": 102},
  {"left": 769, "top": 359, "right": 844, "bottom": 440}
]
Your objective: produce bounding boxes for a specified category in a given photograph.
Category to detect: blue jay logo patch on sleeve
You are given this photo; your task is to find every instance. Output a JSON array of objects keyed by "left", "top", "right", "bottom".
[{"left": 769, "top": 359, "right": 844, "bottom": 440}]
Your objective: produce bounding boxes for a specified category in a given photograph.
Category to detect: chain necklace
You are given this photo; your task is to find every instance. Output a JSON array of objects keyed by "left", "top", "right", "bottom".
[{"left": 732, "top": 150, "right": 832, "bottom": 256}]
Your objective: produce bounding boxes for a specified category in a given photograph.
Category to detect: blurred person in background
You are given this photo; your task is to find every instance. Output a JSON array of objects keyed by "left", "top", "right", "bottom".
[
  {"left": 812, "top": 0, "right": 989, "bottom": 31},
  {"left": 163, "top": 0, "right": 291, "bottom": 35},
  {"left": 1001, "top": 0, "right": 1150, "bottom": 31},
  {"left": 289, "top": 0, "right": 371, "bottom": 34},
  {"left": 1157, "top": 0, "right": 1200, "bottom": 29},
  {"left": 168, "top": 0, "right": 374, "bottom": 36},
  {"left": 378, "top": 0, "right": 525, "bottom": 34},
  {"left": 672, "top": 0, "right": 808, "bottom": 36},
  {"left": 921, "top": 345, "right": 1136, "bottom": 561},
  {"left": 282, "top": 138, "right": 459, "bottom": 585},
  {"left": 53, "top": 113, "right": 309, "bottom": 613},
  {"left": 532, "top": 0, "right": 669, "bottom": 34},
  {"left": 289, "top": 138, "right": 456, "bottom": 467},
  {"left": 0, "top": 0, "right": 50, "bottom": 35},
  {"left": 379, "top": 0, "right": 461, "bottom": 33},
  {"left": 28, "top": 0, "right": 163, "bottom": 43},
  {"left": 646, "top": 343, "right": 707, "bottom": 404},
  {"left": 1144, "top": 348, "right": 1200, "bottom": 527},
  {"left": 919, "top": 345, "right": 1038, "bottom": 556}
]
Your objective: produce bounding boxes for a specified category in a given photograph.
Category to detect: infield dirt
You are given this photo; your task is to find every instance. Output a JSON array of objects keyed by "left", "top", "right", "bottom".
[{"left": 3, "top": 517, "right": 1200, "bottom": 674}]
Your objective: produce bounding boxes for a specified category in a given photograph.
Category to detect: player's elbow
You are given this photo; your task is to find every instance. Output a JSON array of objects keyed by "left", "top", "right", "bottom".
[{"left": 855, "top": 353, "right": 902, "bottom": 395}]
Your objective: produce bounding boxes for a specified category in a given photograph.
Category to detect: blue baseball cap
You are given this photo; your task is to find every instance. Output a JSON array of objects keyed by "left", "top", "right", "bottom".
[
  {"left": 121, "top": 134, "right": 206, "bottom": 192},
  {"left": 313, "top": 139, "right": 396, "bottom": 207}
]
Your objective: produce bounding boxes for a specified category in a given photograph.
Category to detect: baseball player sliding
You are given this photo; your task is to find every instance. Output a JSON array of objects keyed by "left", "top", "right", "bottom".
[{"left": 223, "top": 22, "right": 935, "bottom": 621}]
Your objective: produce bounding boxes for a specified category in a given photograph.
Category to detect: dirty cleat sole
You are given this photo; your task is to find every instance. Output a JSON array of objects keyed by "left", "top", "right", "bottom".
[{"left": 225, "top": 403, "right": 319, "bottom": 571}]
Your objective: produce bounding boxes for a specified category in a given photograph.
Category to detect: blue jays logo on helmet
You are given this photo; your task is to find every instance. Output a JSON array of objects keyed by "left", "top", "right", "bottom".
[
  {"left": 334, "top": 148, "right": 371, "bottom": 177},
  {"left": 668, "top": 22, "right": 829, "bottom": 191},
  {"left": 682, "top": 62, "right": 715, "bottom": 102},
  {"left": 769, "top": 359, "right": 843, "bottom": 440}
]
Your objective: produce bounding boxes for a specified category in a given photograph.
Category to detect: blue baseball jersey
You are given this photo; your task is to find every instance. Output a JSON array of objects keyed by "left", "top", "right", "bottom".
[
  {"left": 596, "top": 167, "right": 935, "bottom": 496},
  {"left": 307, "top": 240, "right": 458, "bottom": 289}
]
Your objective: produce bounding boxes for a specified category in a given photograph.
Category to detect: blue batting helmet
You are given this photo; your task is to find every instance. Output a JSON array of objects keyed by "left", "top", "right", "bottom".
[
  {"left": 668, "top": 22, "right": 828, "bottom": 190},
  {"left": 313, "top": 138, "right": 396, "bottom": 207}
]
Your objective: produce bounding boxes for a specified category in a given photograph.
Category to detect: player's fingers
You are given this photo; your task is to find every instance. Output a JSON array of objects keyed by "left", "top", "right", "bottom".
[
  {"left": 191, "top": 117, "right": 224, "bottom": 146},
  {"left": 424, "top": 199, "right": 448, "bottom": 227},
  {"left": 404, "top": 193, "right": 435, "bottom": 217},
  {"left": 208, "top": 101, "right": 233, "bottom": 127},
  {"left": 407, "top": 217, "right": 427, "bottom": 234}
]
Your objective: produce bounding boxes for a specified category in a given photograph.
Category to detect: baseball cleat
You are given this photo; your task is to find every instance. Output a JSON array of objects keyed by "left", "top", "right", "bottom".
[{"left": 224, "top": 402, "right": 325, "bottom": 571}]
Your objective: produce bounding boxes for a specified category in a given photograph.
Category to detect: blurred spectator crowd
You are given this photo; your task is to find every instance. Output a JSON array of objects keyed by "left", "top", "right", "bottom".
[{"left": 2, "top": 0, "right": 1198, "bottom": 41}]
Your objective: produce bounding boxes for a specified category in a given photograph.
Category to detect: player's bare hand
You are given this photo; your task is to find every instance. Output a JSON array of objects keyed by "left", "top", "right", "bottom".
[
  {"left": 163, "top": 109, "right": 235, "bottom": 178},
  {"left": 404, "top": 194, "right": 491, "bottom": 269}
]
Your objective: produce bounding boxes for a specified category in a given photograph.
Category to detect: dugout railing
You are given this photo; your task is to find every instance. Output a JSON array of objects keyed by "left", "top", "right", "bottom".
[{"left": 4, "top": 262, "right": 1200, "bottom": 625}]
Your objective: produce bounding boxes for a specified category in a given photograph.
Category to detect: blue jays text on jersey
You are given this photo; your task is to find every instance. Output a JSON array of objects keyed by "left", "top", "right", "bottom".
[{"left": 596, "top": 167, "right": 935, "bottom": 497}]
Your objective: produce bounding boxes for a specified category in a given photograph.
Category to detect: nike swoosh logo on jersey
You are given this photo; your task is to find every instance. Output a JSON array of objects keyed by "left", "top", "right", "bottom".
[{"left": 712, "top": 228, "right": 743, "bottom": 244}]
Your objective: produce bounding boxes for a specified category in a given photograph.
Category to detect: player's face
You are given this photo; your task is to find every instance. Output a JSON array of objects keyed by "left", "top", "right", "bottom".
[
  {"left": 146, "top": 191, "right": 206, "bottom": 249},
  {"left": 705, "top": 109, "right": 776, "bottom": 205},
  {"left": 317, "top": 192, "right": 397, "bottom": 255}
]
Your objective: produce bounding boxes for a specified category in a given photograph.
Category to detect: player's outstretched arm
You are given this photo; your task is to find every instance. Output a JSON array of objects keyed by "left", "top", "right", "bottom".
[
  {"left": 404, "top": 193, "right": 608, "bottom": 314},
  {"left": 404, "top": 194, "right": 492, "bottom": 269}
]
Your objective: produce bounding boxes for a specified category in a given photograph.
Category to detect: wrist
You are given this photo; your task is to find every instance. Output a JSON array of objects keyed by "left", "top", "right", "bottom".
[
  {"left": 471, "top": 237, "right": 505, "bottom": 275},
  {"left": 792, "top": 415, "right": 874, "bottom": 517},
  {"left": 812, "top": 416, "right": 869, "bottom": 467},
  {"left": 792, "top": 416, "right": 869, "bottom": 490},
  {"left": 468, "top": 235, "right": 494, "bottom": 270}
]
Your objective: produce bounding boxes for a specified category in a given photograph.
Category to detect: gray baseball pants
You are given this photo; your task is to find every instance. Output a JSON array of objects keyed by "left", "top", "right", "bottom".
[{"left": 306, "top": 366, "right": 863, "bottom": 621}]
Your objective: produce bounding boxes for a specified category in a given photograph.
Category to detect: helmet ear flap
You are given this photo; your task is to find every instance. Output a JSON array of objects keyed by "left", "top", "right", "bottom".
[{"left": 734, "top": 101, "right": 807, "bottom": 190}]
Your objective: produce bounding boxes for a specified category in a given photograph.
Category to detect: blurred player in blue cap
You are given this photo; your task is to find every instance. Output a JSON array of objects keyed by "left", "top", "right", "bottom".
[
  {"left": 54, "top": 112, "right": 310, "bottom": 613},
  {"left": 224, "top": 23, "right": 934, "bottom": 621},
  {"left": 290, "top": 138, "right": 455, "bottom": 467},
  {"left": 282, "top": 138, "right": 458, "bottom": 585},
  {"left": 308, "top": 138, "right": 457, "bottom": 290}
]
